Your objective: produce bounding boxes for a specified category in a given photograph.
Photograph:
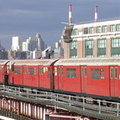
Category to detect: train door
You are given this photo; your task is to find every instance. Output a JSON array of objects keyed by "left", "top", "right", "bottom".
[
  {"left": 58, "top": 66, "right": 63, "bottom": 90},
  {"left": 110, "top": 66, "right": 119, "bottom": 97},
  {"left": 7, "top": 61, "right": 13, "bottom": 85},
  {"left": 9, "top": 64, "right": 14, "bottom": 85},
  {"left": 49, "top": 65, "right": 54, "bottom": 90},
  {"left": 39, "top": 66, "right": 44, "bottom": 88},
  {"left": 3, "top": 65, "right": 8, "bottom": 85},
  {"left": 23, "top": 66, "right": 27, "bottom": 86},
  {"left": 81, "top": 66, "right": 87, "bottom": 93}
]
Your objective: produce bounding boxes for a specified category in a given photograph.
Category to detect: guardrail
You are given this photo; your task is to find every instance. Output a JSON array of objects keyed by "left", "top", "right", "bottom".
[
  {"left": 77, "top": 17, "right": 120, "bottom": 25},
  {"left": 0, "top": 85, "right": 120, "bottom": 120}
]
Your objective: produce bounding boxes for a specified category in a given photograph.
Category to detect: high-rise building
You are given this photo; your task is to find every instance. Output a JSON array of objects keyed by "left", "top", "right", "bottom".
[
  {"left": 35, "top": 33, "right": 47, "bottom": 51},
  {"left": 22, "top": 34, "right": 47, "bottom": 52},
  {"left": 22, "top": 42, "right": 27, "bottom": 51},
  {"left": 11, "top": 36, "right": 21, "bottom": 51}
]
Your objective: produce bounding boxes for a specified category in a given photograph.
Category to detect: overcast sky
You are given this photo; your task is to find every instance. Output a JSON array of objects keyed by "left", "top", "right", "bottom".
[{"left": 0, "top": 0, "right": 120, "bottom": 49}]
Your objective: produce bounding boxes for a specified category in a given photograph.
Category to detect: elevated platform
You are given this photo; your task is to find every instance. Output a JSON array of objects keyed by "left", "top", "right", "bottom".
[{"left": 0, "top": 85, "right": 120, "bottom": 120}]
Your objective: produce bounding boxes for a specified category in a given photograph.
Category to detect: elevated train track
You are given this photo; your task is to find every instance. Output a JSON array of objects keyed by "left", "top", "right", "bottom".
[{"left": 0, "top": 85, "right": 120, "bottom": 120}]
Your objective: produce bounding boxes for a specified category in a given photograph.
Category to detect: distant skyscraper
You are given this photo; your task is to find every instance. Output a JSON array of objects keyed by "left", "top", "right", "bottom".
[
  {"left": 11, "top": 36, "right": 21, "bottom": 51},
  {"left": 22, "top": 42, "right": 27, "bottom": 51},
  {"left": 36, "top": 33, "right": 41, "bottom": 50},
  {"left": 35, "top": 33, "right": 47, "bottom": 51},
  {"left": 22, "top": 34, "right": 47, "bottom": 52}
]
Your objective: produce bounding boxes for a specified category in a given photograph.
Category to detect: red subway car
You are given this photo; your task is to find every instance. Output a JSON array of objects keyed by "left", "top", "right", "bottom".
[
  {"left": 54, "top": 57, "right": 120, "bottom": 100},
  {"left": 9, "top": 59, "right": 57, "bottom": 90},
  {"left": 1, "top": 57, "right": 120, "bottom": 101}
]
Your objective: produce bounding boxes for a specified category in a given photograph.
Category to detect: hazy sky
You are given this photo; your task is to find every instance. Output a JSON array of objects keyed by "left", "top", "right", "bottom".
[{"left": 0, "top": 0, "right": 120, "bottom": 49}]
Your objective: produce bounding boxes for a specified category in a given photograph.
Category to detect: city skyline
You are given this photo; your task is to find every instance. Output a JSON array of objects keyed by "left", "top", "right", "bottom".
[
  {"left": 0, "top": 33, "right": 48, "bottom": 51},
  {"left": 0, "top": 0, "right": 120, "bottom": 49}
]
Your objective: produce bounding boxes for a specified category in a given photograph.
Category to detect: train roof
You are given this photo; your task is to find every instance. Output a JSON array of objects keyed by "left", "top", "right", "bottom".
[
  {"left": 0, "top": 60, "right": 9, "bottom": 65},
  {"left": 54, "top": 57, "right": 120, "bottom": 66},
  {"left": 12, "top": 59, "right": 58, "bottom": 66}
]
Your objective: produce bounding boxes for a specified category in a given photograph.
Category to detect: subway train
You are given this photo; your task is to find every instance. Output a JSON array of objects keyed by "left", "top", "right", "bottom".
[{"left": 0, "top": 57, "right": 120, "bottom": 102}]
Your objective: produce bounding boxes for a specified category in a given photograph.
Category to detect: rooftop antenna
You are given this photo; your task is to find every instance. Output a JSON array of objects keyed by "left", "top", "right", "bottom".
[
  {"left": 61, "top": 4, "right": 75, "bottom": 25},
  {"left": 95, "top": 6, "right": 98, "bottom": 22},
  {"left": 69, "top": 4, "right": 72, "bottom": 25}
]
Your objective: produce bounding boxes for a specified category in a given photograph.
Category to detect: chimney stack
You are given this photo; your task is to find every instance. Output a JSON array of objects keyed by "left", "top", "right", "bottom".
[
  {"left": 69, "top": 5, "right": 72, "bottom": 25},
  {"left": 95, "top": 6, "right": 98, "bottom": 22}
]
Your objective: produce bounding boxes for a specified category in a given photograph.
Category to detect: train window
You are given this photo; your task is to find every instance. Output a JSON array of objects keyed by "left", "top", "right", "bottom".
[
  {"left": 28, "top": 68, "right": 36, "bottom": 75},
  {"left": 58, "top": 67, "right": 60, "bottom": 75},
  {"left": 81, "top": 67, "right": 87, "bottom": 77},
  {"left": 58, "top": 67, "right": 63, "bottom": 76},
  {"left": 14, "top": 67, "right": 20, "bottom": 74},
  {"left": 91, "top": 69, "right": 104, "bottom": 80},
  {"left": 84, "top": 68, "right": 87, "bottom": 77},
  {"left": 23, "top": 67, "right": 27, "bottom": 73},
  {"left": 39, "top": 66, "right": 43, "bottom": 74},
  {"left": 81, "top": 67, "right": 84, "bottom": 77},
  {"left": 110, "top": 67, "right": 118, "bottom": 79},
  {"left": 115, "top": 67, "right": 118, "bottom": 79},
  {"left": 48, "top": 67, "right": 50, "bottom": 78},
  {"left": 110, "top": 67, "right": 114, "bottom": 79},
  {"left": 66, "top": 68, "right": 76, "bottom": 78}
]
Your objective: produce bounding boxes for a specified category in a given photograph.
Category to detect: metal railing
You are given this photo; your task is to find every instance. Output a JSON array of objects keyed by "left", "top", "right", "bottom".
[
  {"left": 77, "top": 17, "right": 120, "bottom": 25},
  {"left": 0, "top": 85, "right": 120, "bottom": 119}
]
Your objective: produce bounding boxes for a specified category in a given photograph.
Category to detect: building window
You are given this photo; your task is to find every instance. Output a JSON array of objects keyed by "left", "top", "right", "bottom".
[
  {"left": 72, "top": 28, "right": 79, "bottom": 35},
  {"left": 85, "top": 40, "right": 93, "bottom": 57},
  {"left": 102, "top": 26, "right": 107, "bottom": 33},
  {"left": 84, "top": 28, "right": 88, "bottom": 34},
  {"left": 97, "top": 39, "right": 106, "bottom": 57},
  {"left": 111, "top": 38, "right": 120, "bottom": 56},
  {"left": 116, "top": 24, "right": 120, "bottom": 31},
  {"left": 70, "top": 41, "right": 77, "bottom": 58},
  {"left": 110, "top": 25, "right": 115, "bottom": 32},
  {"left": 96, "top": 26, "right": 101, "bottom": 33},
  {"left": 89, "top": 27, "right": 94, "bottom": 34},
  {"left": 66, "top": 68, "right": 76, "bottom": 78}
]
